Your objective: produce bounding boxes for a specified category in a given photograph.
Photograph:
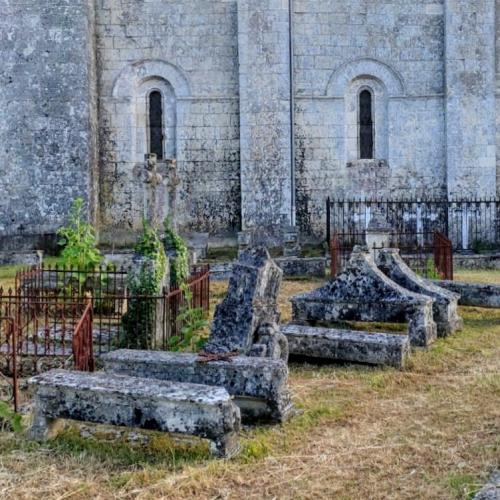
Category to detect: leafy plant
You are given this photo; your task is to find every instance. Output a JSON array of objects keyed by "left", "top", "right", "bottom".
[
  {"left": 168, "top": 285, "right": 209, "bottom": 352},
  {"left": 0, "top": 401, "right": 23, "bottom": 433},
  {"left": 425, "top": 258, "right": 442, "bottom": 280},
  {"left": 163, "top": 217, "right": 189, "bottom": 287},
  {"left": 57, "top": 198, "right": 102, "bottom": 290},
  {"left": 134, "top": 219, "right": 167, "bottom": 290}
]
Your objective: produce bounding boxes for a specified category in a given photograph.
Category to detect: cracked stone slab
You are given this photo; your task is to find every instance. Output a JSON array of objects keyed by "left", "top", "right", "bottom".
[
  {"left": 103, "top": 350, "right": 293, "bottom": 423},
  {"left": 474, "top": 471, "right": 500, "bottom": 499},
  {"left": 435, "top": 280, "right": 500, "bottom": 309},
  {"left": 28, "top": 369, "right": 241, "bottom": 458},
  {"left": 376, "top": 248, "right": 463, "bottom": 337},
  {"left": 291, "top": 246, "right": 437, "bottom": 347},
  {"left": 282, "top": 323, "right": 410, "bottom": 368},
  {"left": 204, "top": 246, "right": 288, "bottom": 360}
]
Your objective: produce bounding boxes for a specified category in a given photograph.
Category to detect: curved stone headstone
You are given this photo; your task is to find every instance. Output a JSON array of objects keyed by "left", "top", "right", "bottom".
[
  {"left": 291, "top": 246, "right": 437, "bottom": 347},
  {"left": 376, "top": 248, "right": 463, "bottom": 337},
  {"left": 204, "top": 246, "right": 288, "bottom": 360}
]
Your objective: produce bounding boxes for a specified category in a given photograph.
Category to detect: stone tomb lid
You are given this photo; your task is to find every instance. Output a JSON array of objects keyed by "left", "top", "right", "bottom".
[
  {"left": 29, "top": 369, "right": 233, "bottom": 404},
  {"left": 103, "top": 349, "right": 287, "bottom": 369},
  {"left": 291, "top": 246, "right": 433, "bottom": 306}
]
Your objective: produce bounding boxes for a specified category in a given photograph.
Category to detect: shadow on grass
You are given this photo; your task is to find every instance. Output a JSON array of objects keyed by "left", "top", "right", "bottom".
[{"left": 46, "top": 427, "right": 210, "bottom": 469}]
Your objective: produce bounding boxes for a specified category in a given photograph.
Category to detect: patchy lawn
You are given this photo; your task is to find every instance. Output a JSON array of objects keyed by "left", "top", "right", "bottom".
[
  {"left": 0, "top": 268, "right": 499, "bottom": 499},
  {"left": 454, "top": 268, "right": 500, "bottom": 285}
]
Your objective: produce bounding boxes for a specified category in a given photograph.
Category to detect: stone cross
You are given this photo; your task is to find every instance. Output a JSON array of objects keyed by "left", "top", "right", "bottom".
[
  {"left": 143, "top": 154, "right": 164, "bottom": 229},
  {"left": 167, "top": 159, "right": 180, "bottom": 228}
]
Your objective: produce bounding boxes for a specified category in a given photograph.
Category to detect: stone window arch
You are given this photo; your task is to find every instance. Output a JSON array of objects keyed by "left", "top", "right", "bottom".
[
  {"left": 326, "top": 58, "right": 405, "bottom": 166},
  {"left": 359, "top": 88, "right": 374, "bottom": 159},
  {"left": 136, "top": 78, "right": 177, "bottom": 162},
  {"left": 112, "top": 60, "right": 191, "bottom": 164},
  {"left": 345, "top": 77, "right": 388, "bottom": 165}
]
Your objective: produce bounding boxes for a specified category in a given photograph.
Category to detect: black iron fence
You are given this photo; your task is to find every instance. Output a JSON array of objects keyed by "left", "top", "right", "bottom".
[{"left": 326, "top": 198, "right": 499, "bottom": 252}]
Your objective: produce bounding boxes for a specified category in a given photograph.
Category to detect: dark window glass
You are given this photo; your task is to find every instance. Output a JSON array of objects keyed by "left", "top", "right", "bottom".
[
  {"left": 359, "top": 90, "right": 374, "bottom": 159},
  {"left": 149, "top": 91, "right": 164, "bottom": 159}
]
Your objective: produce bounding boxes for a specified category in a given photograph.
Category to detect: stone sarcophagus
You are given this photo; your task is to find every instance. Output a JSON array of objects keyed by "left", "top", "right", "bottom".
[
  {"left": 376, "top": 248, "right": 463, "bottom": 337},
  {"left": 291, "top": 247, "right": 437, "bottom": 347},
  {"left": 103, "top": 350, "right": 293, "bottom": 423}
]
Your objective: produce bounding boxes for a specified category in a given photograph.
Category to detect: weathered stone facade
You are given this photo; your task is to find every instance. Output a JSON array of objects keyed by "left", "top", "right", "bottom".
[{"left": 1, "top": 1, "right": 499, "bottom": 247}]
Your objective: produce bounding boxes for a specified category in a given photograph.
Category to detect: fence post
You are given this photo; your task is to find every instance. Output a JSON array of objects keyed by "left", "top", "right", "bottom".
[{"left": 326, "top": 197, "right": 331, "bottom": 249}]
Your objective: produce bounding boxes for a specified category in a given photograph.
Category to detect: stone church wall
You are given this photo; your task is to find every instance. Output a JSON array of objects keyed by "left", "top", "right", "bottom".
[
  {"left": 0, "top": 0, "right": 98, "bottom": 248},
  {"left": 0, "top": 0, "right": 498, "bottom": 249},
  {"left": 293, "top": 0, "right": 447, "bottom": 239},
  {"left": 96, "top": 0, "right": 241, "bottom": 245}
]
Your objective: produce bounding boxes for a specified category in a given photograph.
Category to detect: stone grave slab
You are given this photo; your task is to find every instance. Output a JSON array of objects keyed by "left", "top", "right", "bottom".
[
  {"left": 291, "top": 246, "right": 437, "bottom": 347},
  {"left": 28, "top": 369, "right": 241, "bottom": 458},
  {"left": 103, "top": 350, "right": 293, "bottom": 423},
  {"left": 376, "top": 248, "right": 463, "bottom": 336},
  {"left": 282, "top": 324, "right": 410, "bottom": 368}
]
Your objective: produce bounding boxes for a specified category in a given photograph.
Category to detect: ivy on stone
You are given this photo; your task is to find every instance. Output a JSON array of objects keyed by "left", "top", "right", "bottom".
[
  {"left": 120, "top": 220, "right": 168, "bottom": 350},
  {"left": 134, "top": 219, "right": 168, "bottom": 292},
  {"left": 163, "top": 217, "right": 189, "bottom": 287}
]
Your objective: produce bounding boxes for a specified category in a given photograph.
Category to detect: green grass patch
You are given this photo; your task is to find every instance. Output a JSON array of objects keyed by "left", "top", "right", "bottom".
[{"left": 447, "top": 473, "right": 481, "bottom": 499}]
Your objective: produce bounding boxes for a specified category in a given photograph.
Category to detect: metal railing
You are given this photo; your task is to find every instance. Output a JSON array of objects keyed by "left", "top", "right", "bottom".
[
  {"left": 330, "top": 231, "right": 453, "bottom": 280},
  {"left": 73, "top": 301, "right": 94, "bottom": 372},
  {"left": 0, "top": 317, "right": 19, "bottom": 412},
  {"left": 326, "top": 197, "right": 499, "bottom": 252},
  {"left": 1, "top": 264, "right": 211, "bottom": 410},
  {"left": 7, "top": 264, "right": 211, "bottom": 357}
]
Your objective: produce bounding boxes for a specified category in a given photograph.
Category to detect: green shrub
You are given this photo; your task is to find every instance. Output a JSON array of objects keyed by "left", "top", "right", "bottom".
[
  {"left": 134, "top": 219, "right": 167, "bottom": 291},
  {"left": 425, "top": 258, "right": 442, "bottom": 280},
  {"left": 472, "top": 239, "right": 498, "bottom": 254}
]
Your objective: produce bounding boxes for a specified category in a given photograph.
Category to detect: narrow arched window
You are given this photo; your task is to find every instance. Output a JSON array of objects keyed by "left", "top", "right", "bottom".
[
  {"left": 359, "top": 89, "right": 374, "bottom": 159},
  {"left": 148, "top": 91, "right": 164, "bottom": 159}
]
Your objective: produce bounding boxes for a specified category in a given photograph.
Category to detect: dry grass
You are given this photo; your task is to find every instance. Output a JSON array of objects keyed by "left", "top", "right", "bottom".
[
  {"left": 0, "top": 270, "right": 499, "bottom": 499},
  {"left": 454, "top": 268, "right": 500, "bottom": 285}
]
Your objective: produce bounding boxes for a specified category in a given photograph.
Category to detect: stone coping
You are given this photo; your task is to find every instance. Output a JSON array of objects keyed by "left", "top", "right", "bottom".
[
  {"left": 283, "top": 323, "right": 410, "bottom": 368},
  {"left": 29, "top": 369, "right": 233, "bottom": 404}
]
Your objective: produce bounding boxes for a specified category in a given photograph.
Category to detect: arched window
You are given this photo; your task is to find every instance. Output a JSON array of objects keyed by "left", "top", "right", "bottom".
[
  {"left": 359, "top": 89, "right": 374, "bottom": 159},
  {"left": 148, "top": 90, "right": 164, "bottom": 159}
]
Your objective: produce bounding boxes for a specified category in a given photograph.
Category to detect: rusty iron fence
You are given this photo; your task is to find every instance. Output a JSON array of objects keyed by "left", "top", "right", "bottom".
[
  {"left": 73, "top": 301, "right": 94, "bottom": 372},
  {"left": 434, "top": 232, "right": 454, "bottom": 281},
  {"left": 330, "top": 231, "right": 453, "bottom": 280},
  {"left": 1, "top": 264, "right": 210, "bottom": 410},
  {"left": 0, "top": 317, "right": 19, "bottom": 412},
  {"left": 7, "top": 263, "right": 210, "bottom": 357},
  {"left": 326, "top": 197, "right": 499, "bottom": 252}
]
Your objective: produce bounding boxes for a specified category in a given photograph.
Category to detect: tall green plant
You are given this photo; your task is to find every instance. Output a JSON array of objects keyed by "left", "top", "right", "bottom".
[
  {"left": 58, "top": 198, "right": 102, "bottom": 273},
  {"left": 163, "top": 217, "right": 189, "bottom": 287},
  {"left": 168, "top": 284, "right": 209, "bottom": 352}
]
